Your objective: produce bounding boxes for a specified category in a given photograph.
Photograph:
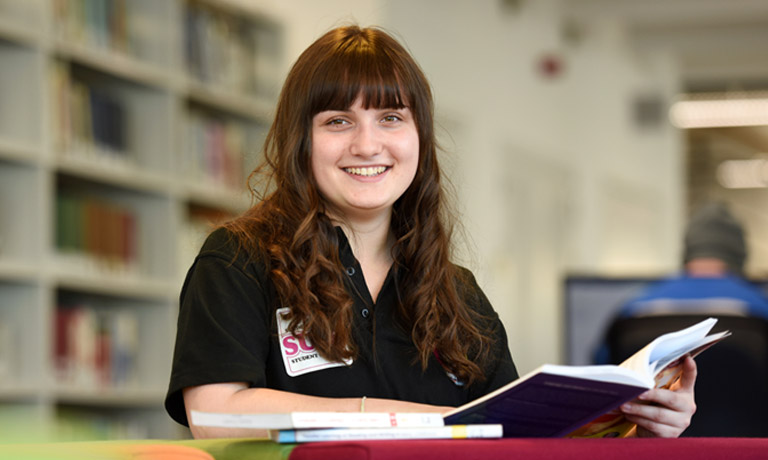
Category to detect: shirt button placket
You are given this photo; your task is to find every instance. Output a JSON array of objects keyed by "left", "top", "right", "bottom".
[{"left": 345, "top": 265, "right": 370, "bottom": 319}]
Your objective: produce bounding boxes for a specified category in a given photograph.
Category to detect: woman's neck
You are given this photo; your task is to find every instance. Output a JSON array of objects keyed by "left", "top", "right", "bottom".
[
  {"left": 333, "top": 211, "right": 394, "bottom": 303},
  {"left": 339, "top": 213, "right": 393, "bottom": 264}
]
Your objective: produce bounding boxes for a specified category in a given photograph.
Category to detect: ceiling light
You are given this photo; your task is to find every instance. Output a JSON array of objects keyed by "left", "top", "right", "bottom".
[
  {"left": 669, "top": 92, "right": 768, "bottom": 129},
  {"left": 716, "top": 157, "right": 768, "bottom": 189}
]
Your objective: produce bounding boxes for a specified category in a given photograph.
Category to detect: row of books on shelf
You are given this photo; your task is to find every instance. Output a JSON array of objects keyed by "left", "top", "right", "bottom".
[
  {"left": 54, "top": 305, "right": 139, "bottom": 388},
  {"left": 185, "top": 1, "right": 279, "bottom": 98},
  {"left": 56, "top": 192, "right": 140, "bottom": 274},
  {"left": 50, "top": 62, "right": 130, "bottom": 164},
  {"left": 50, "top": 59, "right": 262, "bottom": 182},
  {"left": 53, "top": 0, "right": 132, "bottom": 55},
  {"left": 182, "top": 109, "right": 251, "bottom": 190},
  {"left": 54, "top": 0, "right": 132, "bottom": 56}
]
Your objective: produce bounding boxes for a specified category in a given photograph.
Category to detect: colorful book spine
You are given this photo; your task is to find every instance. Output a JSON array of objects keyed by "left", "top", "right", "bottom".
[
  {"left": 54, "top": 0, "right": 131, "bottom": 55},
  {"left": 182, "top": 110, "right": 249, "bottom": 190},
  {"left": 55, "top": 305, "right": 139, "bottom": 388},
  {"left": 49, "top": 61, "right": 129, "bottom": 162},
  {"left": 184, "top": 2, "right": 271, "bottom": 96},
  {"left": 55, "top": 192, "right": 139, "bottom": 273},
  {"left": 271, "top": 424, "right": 504, "bottom": 443}
]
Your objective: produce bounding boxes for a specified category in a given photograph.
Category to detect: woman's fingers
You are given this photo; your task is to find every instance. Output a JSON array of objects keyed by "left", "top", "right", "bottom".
[{"left": 620, "top": 356, "right": 697, "bottom": 438}]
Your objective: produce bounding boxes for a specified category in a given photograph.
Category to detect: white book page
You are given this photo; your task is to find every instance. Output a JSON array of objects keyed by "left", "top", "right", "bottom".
[
  {"left": 618, "top": 317, "right": 717, "bottom": 379},
  {"left": 647, "top": 317, "right": 717, "bottom": 363},
  {"left": 650, "top": 330, "right": 730, "bottom": 374}
]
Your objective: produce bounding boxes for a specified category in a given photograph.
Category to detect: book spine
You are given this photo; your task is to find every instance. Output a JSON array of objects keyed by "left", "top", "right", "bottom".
[
  {"left": 183, "top": 2, "right": 262, "bottom": 95},
  {"left": 55, "top": 193, "right": 139, "bottom": 273},
  {"left": 273, "top": 425, "right": 503, "bottom": 443},
  {"left": 54, "top": 305, "right": 140, "bottom": 388},
  {"left": 183, "top": 110, "right": 249, "bottom": 190}
]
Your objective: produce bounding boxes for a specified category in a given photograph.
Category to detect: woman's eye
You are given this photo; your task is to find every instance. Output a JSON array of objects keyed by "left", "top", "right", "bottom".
[
  {"left": 327, "top": 118, "right": 348, "bottom": 126},
  {"left": 382, "top": 114, "right": 402, "bottom": 123}
]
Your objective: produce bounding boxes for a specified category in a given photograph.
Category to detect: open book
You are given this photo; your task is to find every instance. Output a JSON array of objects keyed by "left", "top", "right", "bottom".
[{"left": 443, "top": 317, "right": 729, "bottom": 438}]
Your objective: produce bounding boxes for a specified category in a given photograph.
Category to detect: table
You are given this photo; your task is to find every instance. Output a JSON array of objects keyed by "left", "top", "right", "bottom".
[{"left": 4, "top": 437, "right": 767, "bottom": 460}]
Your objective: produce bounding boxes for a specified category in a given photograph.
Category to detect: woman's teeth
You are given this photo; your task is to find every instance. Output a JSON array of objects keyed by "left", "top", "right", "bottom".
[{"left": 344, "top": 166, "right": 387, "bottom": 177}]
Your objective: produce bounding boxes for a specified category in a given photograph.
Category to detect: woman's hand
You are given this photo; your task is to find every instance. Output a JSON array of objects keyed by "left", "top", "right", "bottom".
[{"left": 620, "top": 355, "right": 697, "bottom": 438}]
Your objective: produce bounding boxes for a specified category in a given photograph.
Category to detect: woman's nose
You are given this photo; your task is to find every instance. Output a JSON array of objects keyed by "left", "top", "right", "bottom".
[{"left": 349, "top": 122, "right": 381, "bottom": 156}]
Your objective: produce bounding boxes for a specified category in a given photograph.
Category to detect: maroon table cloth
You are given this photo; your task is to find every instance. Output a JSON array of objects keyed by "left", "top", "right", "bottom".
[{"left": 289, "top": 438, "right": 768, "bottom": 460}]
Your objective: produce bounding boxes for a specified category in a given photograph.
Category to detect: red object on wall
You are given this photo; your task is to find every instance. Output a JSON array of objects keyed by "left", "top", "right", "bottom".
[{"left": 538, "top": 53, "right": 564, "bottom": 78}]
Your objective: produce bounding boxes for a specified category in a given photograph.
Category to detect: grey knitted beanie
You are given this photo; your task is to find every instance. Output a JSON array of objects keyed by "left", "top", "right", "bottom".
[{"left": 683, "top": 203, "right": 746, "bottom": 273}]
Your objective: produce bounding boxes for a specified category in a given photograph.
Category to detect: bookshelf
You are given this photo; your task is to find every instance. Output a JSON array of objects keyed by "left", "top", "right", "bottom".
[{"left": 0, "top": 0, "right": 281, "bottom": 441}]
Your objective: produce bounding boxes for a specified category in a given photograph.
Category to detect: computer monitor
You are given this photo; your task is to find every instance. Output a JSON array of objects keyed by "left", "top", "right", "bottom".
[
  {"left": 562, "top": 274, "right": 768, "bottom": 366},
  {"left": 563, "top": 276, "right": 655, "bottom": 365}
]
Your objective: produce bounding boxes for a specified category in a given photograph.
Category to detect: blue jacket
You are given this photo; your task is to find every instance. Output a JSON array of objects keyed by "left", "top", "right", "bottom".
[
  {"left": 593, "top": 274, "right": 768, "bottom": 364},
  {"left": 620, "top": 274, "right": 768, "bottom": 318}
]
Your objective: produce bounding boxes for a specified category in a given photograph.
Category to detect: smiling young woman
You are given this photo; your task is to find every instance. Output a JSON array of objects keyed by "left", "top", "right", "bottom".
[
  {"left": 165, "top": 25, "right": 517, "bottom": 439},
  {"left": 165, "top": 25, "right": 697, "bottom": 440}
]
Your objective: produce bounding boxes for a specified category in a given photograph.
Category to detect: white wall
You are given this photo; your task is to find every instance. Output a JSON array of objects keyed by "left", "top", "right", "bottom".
[
  {"left": 256, "top": 0, "right": 386, "bottom": 75},
  {"left": 382, "top": 0, "right": 686, "bottom": 373},
  {"left": 266, "top": 0, "right": 687, "bottom": 374}
]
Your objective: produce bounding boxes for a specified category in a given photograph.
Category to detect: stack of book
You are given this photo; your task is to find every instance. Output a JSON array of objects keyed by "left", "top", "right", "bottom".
[{"left": 190, "top": 410, "right": 502, "bottom": 443}]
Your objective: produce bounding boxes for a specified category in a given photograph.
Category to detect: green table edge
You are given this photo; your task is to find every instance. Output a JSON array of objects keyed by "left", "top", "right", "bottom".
[{"left": 0, "top": 438, "right": 297, "bottom": 460}]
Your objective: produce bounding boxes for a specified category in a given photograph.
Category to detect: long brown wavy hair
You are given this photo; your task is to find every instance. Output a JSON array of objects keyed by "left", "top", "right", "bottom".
[{"left": 226, "top": 25, "right": 494, "bottom": 385}]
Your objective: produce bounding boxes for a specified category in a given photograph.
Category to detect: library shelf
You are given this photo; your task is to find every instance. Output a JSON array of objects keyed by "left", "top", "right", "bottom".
[{"left": 0, "top": 0, "right": 283, "bottom": 442}]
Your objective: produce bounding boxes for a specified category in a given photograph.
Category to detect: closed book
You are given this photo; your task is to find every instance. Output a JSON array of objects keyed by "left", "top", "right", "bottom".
[
  {"left": 189, "top": 410, "right": 444, "bottom": 430},
  {"left": 271, "top": 424, "right": 503, "bottom": 443}
]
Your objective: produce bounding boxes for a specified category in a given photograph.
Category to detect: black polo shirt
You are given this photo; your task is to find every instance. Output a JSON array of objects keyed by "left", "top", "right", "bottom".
[{"left": 165, "top": 227, "right": 518, "bottom": 426}]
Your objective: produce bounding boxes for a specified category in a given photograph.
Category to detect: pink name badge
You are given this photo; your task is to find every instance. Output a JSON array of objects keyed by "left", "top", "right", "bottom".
[{"left": 276, "top": 307, "right": 352, "bottom": 377}]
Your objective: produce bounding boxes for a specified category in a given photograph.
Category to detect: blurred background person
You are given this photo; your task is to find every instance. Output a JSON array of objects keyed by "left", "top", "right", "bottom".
[
  {"left": 594, "top": 202, "right": 768, "bottom": 365},
  {"left": 618, "top": 202, "right": 768, "bottom": 320}
]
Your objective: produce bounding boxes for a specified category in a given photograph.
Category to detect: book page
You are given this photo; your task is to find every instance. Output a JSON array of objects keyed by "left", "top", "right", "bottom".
[
  {"left": 646, "top": 318, "right": 717, "bottom": 363},
  {"left": 617, "top": 317, "right": 717, "bottom": 379},
  {"left": 651, "top": 330, "right": 730, "bottom": 376}
]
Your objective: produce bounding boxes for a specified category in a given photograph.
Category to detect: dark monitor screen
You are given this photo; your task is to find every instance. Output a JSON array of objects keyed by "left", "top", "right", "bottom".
[{"left": 562, "top": 275, "right": 768, "bottom": 366}]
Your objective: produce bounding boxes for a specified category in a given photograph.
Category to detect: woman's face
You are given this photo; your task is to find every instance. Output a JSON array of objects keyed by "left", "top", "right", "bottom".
[{"left": 311, "top": 96, "right": 419, "bottom": 222}]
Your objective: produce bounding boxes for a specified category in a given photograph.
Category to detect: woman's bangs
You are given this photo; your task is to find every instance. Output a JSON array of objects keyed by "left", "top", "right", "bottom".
[{"left": 309, "top": 54, "right": 409, "bottom": 114}]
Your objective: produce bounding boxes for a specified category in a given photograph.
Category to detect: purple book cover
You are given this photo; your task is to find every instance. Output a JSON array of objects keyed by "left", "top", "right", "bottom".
[{"left": 443, "top": 373, "right": 646, "bottom": 438}]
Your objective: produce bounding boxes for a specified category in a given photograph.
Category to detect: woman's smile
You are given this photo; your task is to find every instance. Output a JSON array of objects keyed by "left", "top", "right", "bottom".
[{"left": 343, "top": 166, "right": 389, "bottom": 177}]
